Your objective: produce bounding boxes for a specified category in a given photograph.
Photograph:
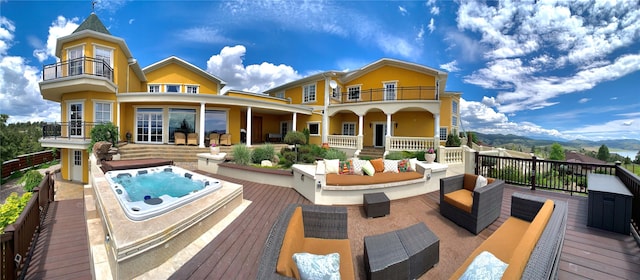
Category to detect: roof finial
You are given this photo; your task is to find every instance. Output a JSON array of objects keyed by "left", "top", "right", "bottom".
[{"left": 91, "top": 0, "right": 97, "bottom": 14}]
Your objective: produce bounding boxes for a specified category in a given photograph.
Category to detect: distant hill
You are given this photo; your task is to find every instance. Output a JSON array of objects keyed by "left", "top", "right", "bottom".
[{"left": 473, "top": 132, "right": 640, "bottom": 152}]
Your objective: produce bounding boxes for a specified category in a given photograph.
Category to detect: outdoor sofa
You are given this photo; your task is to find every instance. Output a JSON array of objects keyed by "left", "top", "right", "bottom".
[
  {"left": 324, "top": 158, "right": 427, "bottom": 188},
  {"left": 450, "top": 192, "right": 568, "bottom": 279},
  {"left": 440, "top": 173, "right": 505, "bottom": 234},
  {"left": 256, "top": 204, "right": 355, "bottom": 280}
]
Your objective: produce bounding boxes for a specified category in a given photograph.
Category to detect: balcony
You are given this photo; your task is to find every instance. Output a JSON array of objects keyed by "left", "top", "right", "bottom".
[
  {"left": 40, "top": 57, "right": 116, "bottom": 102},
  {"left": 332, "top": 86, "right": 437, "bottom": 103},
  {"left": 39, "top": 122, "right": 103, "bottom": 149}
]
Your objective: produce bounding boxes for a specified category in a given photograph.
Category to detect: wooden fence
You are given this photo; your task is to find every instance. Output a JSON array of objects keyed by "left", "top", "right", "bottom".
[
  {"left": 1, "top": 150, "right": 59, "bottom": 179},
  {"left": 1, "top": 171, "right": 55, "bottom": 280}
]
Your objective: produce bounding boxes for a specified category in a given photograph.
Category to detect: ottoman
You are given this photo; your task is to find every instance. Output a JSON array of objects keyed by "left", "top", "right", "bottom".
[
  {"left": 396, "top": 222, "right": 439, "bottom": 279},
  {"left": 364, "top": 230, "right": 409, "bottom": 280},
  {"left": 363, "top": 192, "right": 390, "bottom": 218}
]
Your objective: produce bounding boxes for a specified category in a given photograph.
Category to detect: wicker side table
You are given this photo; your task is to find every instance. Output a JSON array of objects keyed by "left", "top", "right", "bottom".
[
  {"left": 363, "top": 192, "right": 390, "bottom": 218},
  {"left": 396, "top": 222, "right": 440, "bottom": 279},
  {"left": 364, "top": 231, "right": 409, "bottom": 280}
]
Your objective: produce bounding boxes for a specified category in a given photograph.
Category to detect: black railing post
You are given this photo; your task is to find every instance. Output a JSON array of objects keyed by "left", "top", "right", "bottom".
[
  {"left": 474, "top": 151, "right": 479, "bottom": 175},
  {"left": 531, "top": 156, "right": 537, "bottom": 190}
]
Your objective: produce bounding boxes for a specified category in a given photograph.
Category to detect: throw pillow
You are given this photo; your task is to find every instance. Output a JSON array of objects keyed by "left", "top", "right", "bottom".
[
  {"left": 383, "top": 160, "right": 399, "bottom": 173},
  {"left": 362, "top": 160, "right": 375, "bottom": 176},
  {"left": 459, "top": 251, "right": 508, "bottom": 280},
  {"left": 397, "top": 159, "right": 411, "bottom": 172},
  {"left": 370, "top": 158, "right": 385, "bottom": 173},
  {"left": 475, "top": 175, "right": 488, "bottom": 190},
  {"left": 352, "top": 159, "right": 366, "bottom": 175},
  {"left": 339, "top": 160, "right": 354, "bottom": 175},
  {"left": 292, "top": 252, "right": 341, "bottom": 280},
  {"left": 409, "top": 158, "right": 419, "bottom": 171},
  {"left": 324, "top": 159, "right": 339, "bottom": 174}
]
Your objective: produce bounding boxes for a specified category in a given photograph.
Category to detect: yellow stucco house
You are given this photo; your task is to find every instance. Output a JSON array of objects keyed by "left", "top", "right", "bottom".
[{"left": 39, "top": 13, "right": 461, "bottom": 183}]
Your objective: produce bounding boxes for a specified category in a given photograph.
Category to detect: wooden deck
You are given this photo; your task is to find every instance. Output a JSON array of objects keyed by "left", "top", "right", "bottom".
[
  {"left": 24, "top": 199, "right": 91, "bottom": 280},
  {"left": 22, "top": 175, "right": 640, "bottom": 279}
]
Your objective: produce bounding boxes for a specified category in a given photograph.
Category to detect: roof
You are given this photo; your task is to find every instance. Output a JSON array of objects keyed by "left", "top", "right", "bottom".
[
  {"left": 143, "top": 56, "right": 227, "bottom": 88},
  {"left": 73, "top": 13, "right": 111, "bottom": 35},
  {"left": 565, "top": 151, "right": 607, "bottom": 164}
]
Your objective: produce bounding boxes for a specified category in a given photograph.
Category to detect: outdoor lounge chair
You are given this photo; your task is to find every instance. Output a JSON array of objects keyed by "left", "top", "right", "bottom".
[
  {"left": 209, "top": 133, "right": 220, "bottom": 146},
  {"left": 187, "top": 133, "right": 198, "bottom": 146},
  {"left": 440, "top": 174, "right": 505, "bottom": 234},
  {"left": 174, "top": 132, "right": 186, "bottom": 145},
  {"left": 219, "top": 134, "right": 231, "bottom": 145}
]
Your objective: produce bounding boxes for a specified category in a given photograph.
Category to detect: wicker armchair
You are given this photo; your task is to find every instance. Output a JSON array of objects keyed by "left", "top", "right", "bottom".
[
  {"left": 187, "top": 133, "right": 198, "bottom": 146},
  {"left": 219, "top": 133, "right": 231, "bottom": 145},
  {"left": 440, "top": 174, "right": 505, "bottom": 234},
  {"left": 209, "top": 133, "right": 220, "bottom": 146},
  {"left": 256, "top": 204, "right": 353, "bottom": 280},
  {"left": 174, "top": 132, "right": 186, "bottom": 145}
]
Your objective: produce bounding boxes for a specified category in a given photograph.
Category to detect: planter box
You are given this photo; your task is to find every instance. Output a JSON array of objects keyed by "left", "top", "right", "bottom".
[{"left": 217, "top": 162, "right": 293, "bottom": 188}]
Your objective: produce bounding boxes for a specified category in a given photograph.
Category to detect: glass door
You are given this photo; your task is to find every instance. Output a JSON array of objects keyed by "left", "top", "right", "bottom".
[
  {"left": 136, "top": 109, "right": 163, "bottom": 143},
  {"left": 68, "top": 102, "right": 83, "bottom": 137},
  {"left": 94, "top": 46, "right": 112, "bottom": 79},
  {"left": 68, "top": 47, "right": 83, "bottom": 76},
  {"left": 384, "top": 82, "right": 397, "bottom": 100}
]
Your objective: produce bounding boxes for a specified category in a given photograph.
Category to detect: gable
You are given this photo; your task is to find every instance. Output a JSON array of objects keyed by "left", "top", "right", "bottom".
[{"left": 144, "top": 63, "right": 221, "bottom": 94}]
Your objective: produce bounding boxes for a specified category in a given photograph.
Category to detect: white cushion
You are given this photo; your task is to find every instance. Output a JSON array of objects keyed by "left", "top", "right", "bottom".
[
  {"left": 361, "top": 160, "right": 375, "bottom": 176},
  {"left": 292, "top": 252, "right": 341, "bottom": 280},
  {"left": 351, "top": 159, "right": 366, "bottom": 175},
  {"left": 324, "top": 159, "right": 340, "bottom": 174},
  {"left": 460, "top": 251, "right": 508, "bottom": 280},
  {"left": 383, "top": 160, "right": 399, "bottom": 173},
  {"left": 409, "top": 158, "right": 419, "bottom": 171},
  {"left": 475, "top": 175, "right": 488, "bottom": 190}
]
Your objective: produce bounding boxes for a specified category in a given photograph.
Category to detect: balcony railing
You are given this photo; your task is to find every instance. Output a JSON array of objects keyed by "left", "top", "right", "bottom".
[
  {"left": 327, "top": 135, "right": 358, "bottom": 149},
  {"left": 388, "top": 136, "right": 437, "bottom": 151},
  {"left": 333, "top": 86, "right": 437, "bottom": 103},
  {"left": 41, "top": 122, "right": 104, "bottom": 140},
  {"left": 42, "top": 56, "right": 113, "bottom": 82}
]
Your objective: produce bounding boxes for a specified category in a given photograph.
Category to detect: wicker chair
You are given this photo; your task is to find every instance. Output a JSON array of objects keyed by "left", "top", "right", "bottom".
[
  {"left": 219, "top": 133, "right": 231, "bottom": 145},
  {"left": 209, "top": 133, "right": 220, "bottom": 146},
  {"left": 174, "top": 132, "right": 186, "bottom": 145},
  {"left": 440, "top": 174, "right": 505, "bottom": 234},
  {"left": 187, "top": 133, "right": 198, "bottom": 146}
]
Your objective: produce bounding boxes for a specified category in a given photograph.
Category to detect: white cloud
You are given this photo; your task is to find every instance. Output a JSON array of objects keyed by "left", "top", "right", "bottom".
[
  {"left": 416, "top": 25, "right": 425, "bottom": 41},
  {"left": 95, "top": 0, "right": 128, "bottom": 13},
  {"left": 578, "top": 98, "right": 590, "bottom": 103},
  {"left": 0, "top": 17, "right": 15, "bottom": 55},
  {"left": 428, "top": 18, "right": 435, "bottom": 33},
  {"left": 32, "top": 16, "right": 79, "bottom": 62},
  {"left": 206, "top": 45, "right": 301, "bottom": 93},
  {"left": 455, "top": 1, "right": 640, "bottom": 114},
  {"left": 399, "top": 6, "right": 408, "bottom": 16},
  {"left": 564, "top": 118, "right": 640, "bottom": 140},
  {"left": 128, "top": 19, "right": 135, "bottom": 25},
  {"left": 181, "top": 27, "right": 229, "bottom": 44},
  {"left": 440, "top": 60, "right": 460, "bottom": 72},
  {"left": 430, "top": 6, "right": 440, "bottom": 16}
]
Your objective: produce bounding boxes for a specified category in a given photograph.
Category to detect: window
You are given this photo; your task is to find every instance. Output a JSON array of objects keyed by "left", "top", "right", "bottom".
[
  {"left": 166, "top": 85, "right": 180, "bottom": 93},
  {"left": 205, "top": 110, "right": 227, "bottom": 136},
  {"left": 383, "top": 82, "right": 397, "bottom": 100},
  {"left": 452, "top": 116, "right": 458, "bottom": 127},
  {"left": 185, "top": 85, "right": 199, "bottom": 94},
  {"left": 440, "top": 127, "right": 448, "bottom": 141},
  {"left": 275, "top": 91, "right": 285, "bottom": 99},
  {"left": 94, "top": 46, "right": 112, "bottom": 79},
  {"left": 68, "top": 47, "right": 83, "bottom": 76},
  {"left": 331, "top": 86, "right": 341, "bottom": 100},
  {"left": 347, "top": 86, "right": 360, "bottom": 101},
  {"left": 148, "top": 85, "right": 160, "bottom": 93},
  {"left": 74, "top": 150, "right": 82, "bottom": 166},
  {"left": 94, "top": 102, "right": 112, "bottom": 124},
  {"left": 452, "top": 100, "right": 459, "bottom": 114},
  {"left": 303, "top": 84, "right": 316, "bottom": 103},
  {"left": 342, "top": 123, "right": 356, "bottom": 136},
  {"left": 308, "top": 122, "right": 320, "bottom": 135}
]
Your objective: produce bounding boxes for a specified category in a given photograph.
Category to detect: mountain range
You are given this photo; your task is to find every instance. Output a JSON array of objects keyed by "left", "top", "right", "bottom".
[{"left": 473, "top": 132, "right": 640, "bottom": 152}]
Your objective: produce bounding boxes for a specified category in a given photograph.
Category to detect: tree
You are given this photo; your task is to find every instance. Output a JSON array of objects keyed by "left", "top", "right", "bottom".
[
  {"left": 549, "top": 143, "right": 565, "bottom": 160},
  {"left": 445, "top": 131, "right": 461, "bottom": 147},
  {"left": 634, "top": 151, "right": 640, "bottom": 164},
  {"left": 596, "top": 144, "right": 610, "bottom": 162}
]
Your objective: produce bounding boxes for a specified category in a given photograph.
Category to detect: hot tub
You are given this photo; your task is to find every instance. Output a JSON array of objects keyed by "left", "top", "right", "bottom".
[{"left": 104, "top": 165, "right": 222, "bottom": 221}]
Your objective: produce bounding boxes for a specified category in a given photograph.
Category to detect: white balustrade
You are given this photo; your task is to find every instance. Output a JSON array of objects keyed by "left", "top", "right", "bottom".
[
  {"left": 440, "top": 146, "right": 464, "bottom": 164},
  {"left": 327, "top": 135, "right": 358, "bottom": 149},
  {"left": 388, "top": 137, "right": 436, "bottom": 151}
]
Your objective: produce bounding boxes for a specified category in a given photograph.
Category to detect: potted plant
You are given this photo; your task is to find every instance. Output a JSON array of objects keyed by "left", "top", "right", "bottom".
[
  {"left": 210, "top": 143, "right": 220, "bottom": 155},
  {"left": 425, "top": 148, "right": 436, "bottom": 163},
  {"left": 126, "top": 131, "right": 132, "bottom": 143}
]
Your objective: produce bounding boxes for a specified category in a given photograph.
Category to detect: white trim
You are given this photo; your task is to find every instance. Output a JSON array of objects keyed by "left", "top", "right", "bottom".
[
  {"left": 67, "top": 100, "right": 85, "bottom": 138},
  {"left": 148, "top": 84, "right": 161, "bottom": 93},
  {"left": 165, "top": 84, "right": 181, "bottom": 93},
  {"left": 92, "top": 44, "right": 114, "bottom": 66},
  {"left": 302, "top": 83, "right": 317, "bottom": 103},
  {"left": 383, "top": 81, "right": 397, "bottom": 101},
  {"left": 93, "top": 100, "right": 114, "bottom": 123},
  {"left": 372, "top": 122, "right": 392, "bottom": 147},
  {"left": 342, "top": 122, "right": 356, "bottom": 136},
  {"left": 347, "top": 85, "right": 361, "bottom": 101},
  {"left": 331, "top": 85, "right": 341, "bottom": 101},
  {"left": 185, "top": 84, "right": 199, "bottom": 94},
  {"left": 440, "top": 127, "right": 448, "bottom": 141},
  {"left": 307, "top": 121, "right": 321, "bottom": 136}
]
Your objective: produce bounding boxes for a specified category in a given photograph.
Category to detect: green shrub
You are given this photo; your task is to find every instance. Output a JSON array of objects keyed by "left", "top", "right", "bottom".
[
  {"left": 284, "top": 131, "right": 306, "bottom": 145},
  {"left": 324, "top": 148, "right": 347, "bottom": 161},
  {"left": 251, "top": 144, "right": 275, "bottom": 163},
  {"left": 445, "top": 132, "right": 461, "bottom": 147},
  {"left": 281, "top": 151, "right": 297, "bottom": 167},
  {"left": 385, "top": 151, "right": 405, "bottom": 160},
  {"left": 298, "top": 145, "right": 312, "bottom": 155},
  {"left": 359, "top": 155, "right": 373, "bottom": 160},
  {"left": 300, "top": 153, "right": 316, "bottom": 164},
  {"left": 232, "top": 144, "right": 252, "bottom": 165},
  {"left": 19, "top": 170, "right": 43, "bottom": 192},
  {"left": 89, "top": 122, "right": 119, "bottom": 153},
  {"left": 413, "top": 150, "right": 426, "bottom": 161},
  {"left": 0, "top": 192, "right": 33, "bottom": 233},
  {"left": 309, "top": 144, "right": 326, "bottom": 158},
  {"left": 302, "top": 128, "right": 310, "bottom": 145}
]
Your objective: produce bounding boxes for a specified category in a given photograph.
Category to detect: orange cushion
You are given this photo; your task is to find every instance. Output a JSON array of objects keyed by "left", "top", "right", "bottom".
[
  {"left": 463, "top": 174, "right": 478, "bottom": 191},
  {"left": 443, "top": 189, "right": 473, "bottom": 213},
  {"left": 502, "top": 200, "right": 555, "bottom": 279},
  {"left": 370, "top": 158, "right": 385, "bottom": 173},
  {"left": 276, "top": 207, "right": 305, "bottom": 278},
  {"left": 450, "top": 216, "right": 531, "bottom": 279},
  {"left": 325, "top": 172, "right": 423, "bottom": 186},
  {"left": 487, "top": 177, "right": 495, "bottom": 184},
  {"left": 303, "top": 238, "right": 355, "bottom": 280}
]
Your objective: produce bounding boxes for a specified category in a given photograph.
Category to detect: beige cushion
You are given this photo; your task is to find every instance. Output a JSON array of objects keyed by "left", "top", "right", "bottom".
[
  {"left": 362, "top": 160, "right": 375, "bottom": 176},
  {"left": 324, "top": 159, "right": 339, "bottom": 174},
  {"left": 475, "top": 175, "right": 488, "bottom": 190},
  {"left": 409, "top": 158, "right": 418, "bottom": 171},
  {"left": 383, "top": 160, "right": 399, "bottom": 173}
]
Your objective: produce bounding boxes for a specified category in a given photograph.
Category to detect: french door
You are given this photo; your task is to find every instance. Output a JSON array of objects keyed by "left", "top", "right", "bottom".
[
  {"left": 68, "top": 47, "right": 83, "bottom": 76},
  {"left": 136, "top": 109, "right": 163, "bottom": 143},
  {"left": 68, "top": 102, "right": 83, "bottom": 137},
  {"left": 384, "top": 82, "right": 397, "bottom": 100}
]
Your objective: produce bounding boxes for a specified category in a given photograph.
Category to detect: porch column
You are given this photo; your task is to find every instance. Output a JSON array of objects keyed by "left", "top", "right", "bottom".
[
  {"left": 116, "top": 102, "right": 121, "bottom": 138},
  {"left": 322, "top": 78, "right": 330, "bottom": 145},
  {"left": 386, "top": 114, "right": 392, "bottom": 136},
  {"left": 358, "top": 114, "right": 364, "bottom": 151},
  {"left": 199, "top": 102, "right": 205, "bottom": 147},
  {"left": 246, "top": 107, "right": 252, "bottom": 147},
  {"left": 434, "top": 113, "right": 440, "bottom": 143},
  {"left": 358, "top": 115, "right": 364, "bottom": 136},
  {"left": 292, "top": 112, "right": 297, "bottom": 131}
]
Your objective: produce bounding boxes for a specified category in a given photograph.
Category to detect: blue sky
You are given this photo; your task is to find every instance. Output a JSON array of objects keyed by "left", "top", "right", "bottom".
[{"left": 1, "top": 0, "right": 639, "bottom": 141}]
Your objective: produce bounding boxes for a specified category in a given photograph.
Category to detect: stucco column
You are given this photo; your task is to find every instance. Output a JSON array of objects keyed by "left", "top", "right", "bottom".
[
  {"left": 322, "top": 78, "right": 330, "bottom": 144},
  {"left": 292, "top": 112, "right": 297, "bottom": 131},
  {"left": 246, "top": 106, "right": 252, "bottom": 147},
  {"left": 386, "top": 114, "right": 392, "bottom": 136},
  {"left": 358, "top": 115, "right": 364, "bottom": 136},
  {"left": 116, "top": 101, "right": 121, "bottom": 138},
  {"left": 199, "top": 102, "right": 205, "bottom": 148},
  {"left": 434, "top": 113, "right": 440, "bottom": 143}
]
